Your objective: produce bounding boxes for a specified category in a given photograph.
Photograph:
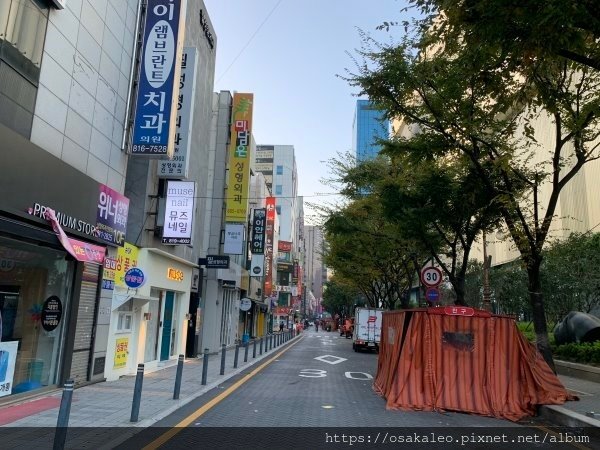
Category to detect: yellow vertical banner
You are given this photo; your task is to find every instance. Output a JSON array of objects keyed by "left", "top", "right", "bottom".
[
  {"left": 225, "top": 93, "right": 254, "bottom": 222},
  {"left": 114, "top": 337, "right": 129, "bottom": 369},
  {"left": 115, "top": 242, "right": 140, "bottom": 287}
]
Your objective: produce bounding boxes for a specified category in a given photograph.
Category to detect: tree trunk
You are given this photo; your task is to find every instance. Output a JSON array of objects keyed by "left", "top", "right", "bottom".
[
  {"left": 453, "top": 275, "right": 467, "bottom": 306},
  {"left": 527, "top": 261, "right": 556, "bottom": 373}
]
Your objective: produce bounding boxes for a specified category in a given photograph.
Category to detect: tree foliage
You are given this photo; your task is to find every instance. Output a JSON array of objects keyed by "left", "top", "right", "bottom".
[{"left": 345, "top": 4, "right": 600, "bottom": 370}]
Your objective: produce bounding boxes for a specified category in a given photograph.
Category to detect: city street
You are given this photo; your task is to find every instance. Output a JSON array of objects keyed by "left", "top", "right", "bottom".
[{"left": 117, "top": 328, "right": 584, "bottom": 449}]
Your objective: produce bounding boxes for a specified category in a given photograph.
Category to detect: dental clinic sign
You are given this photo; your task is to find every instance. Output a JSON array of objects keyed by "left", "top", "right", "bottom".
[{"left": 130, "top": 0, "right": 186, "bottom": 157}]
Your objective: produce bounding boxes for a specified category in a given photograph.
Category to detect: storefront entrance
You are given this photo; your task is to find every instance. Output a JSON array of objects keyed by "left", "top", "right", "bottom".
[
  {"left": 160, "top": 291, "right": 175, "bottom": 361},
  {"left": 0, "top": 235, "right": 74, "bottom": 399}
]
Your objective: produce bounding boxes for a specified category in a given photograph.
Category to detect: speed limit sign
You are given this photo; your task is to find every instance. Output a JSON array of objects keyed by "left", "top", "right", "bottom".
[{"left": 421, "top": 266, "right": 442, "bottom": 287}]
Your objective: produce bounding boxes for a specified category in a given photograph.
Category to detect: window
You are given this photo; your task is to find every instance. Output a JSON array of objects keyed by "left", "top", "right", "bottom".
[
  {"left": 275, "top": 185, "right": 282, "bottom": 195},
  {"left": 276, "top": 165, "right": 283, "bottom": 175},
  {"left": 276, "top": 205, "right": 281, "bottom": 215},
  {"left": 117, "top": 312, "right": 133, "bottom": 333}
]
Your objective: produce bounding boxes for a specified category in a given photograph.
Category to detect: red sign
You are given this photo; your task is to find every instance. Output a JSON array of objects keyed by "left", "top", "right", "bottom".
[
  {"left": 421, "top": 266, "right": 443, "bottom": 287},
  {"left": 264, "top": 197, "right": 276, "bottom": 296},
  {"left": 44, "top": 208, "right": 106, "bottom": 264},
  {"left": 367, "top": 316, "right": 377, "bottom": 323},
  {"left": 278, "top": 241, "right": 292, "bottom": 252},
  {"left": 443, "top": 306, "right": 475, "bottom": 316}
]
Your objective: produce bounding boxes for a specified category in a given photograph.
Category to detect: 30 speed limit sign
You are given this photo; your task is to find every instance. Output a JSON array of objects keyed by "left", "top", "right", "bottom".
[{"left": 421, "top": 266, "right": 442, "bottom": 287}]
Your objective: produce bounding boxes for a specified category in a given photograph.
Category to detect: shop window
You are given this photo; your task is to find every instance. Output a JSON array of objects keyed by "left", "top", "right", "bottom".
[
  {"left": 275, "top": 185, "right": 282, "bottom": 195},
  {"left": 116, "top": 313, "right": 133, "bottom": 333},
  {"left": 0, "top": 235, "right": 74, "bottom": 398}
]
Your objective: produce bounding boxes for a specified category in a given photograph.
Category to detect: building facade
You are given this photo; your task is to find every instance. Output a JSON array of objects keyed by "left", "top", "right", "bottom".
[
  {"left": 0, "top": 0, "right": 139, "bottom": 400},
  {"left": 352, "top": 99, "right": 390, "bottom": 163}
]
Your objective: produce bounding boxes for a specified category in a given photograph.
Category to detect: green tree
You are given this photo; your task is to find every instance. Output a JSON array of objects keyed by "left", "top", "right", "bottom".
[
  {"left": 321, "top": 278, "right": 363, "bottom": 318},
  {"left": 347, "top": 19, "right": 600, "bottom": 370}
]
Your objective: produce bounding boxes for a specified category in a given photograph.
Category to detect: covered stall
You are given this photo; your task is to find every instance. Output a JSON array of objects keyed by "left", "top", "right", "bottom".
[{"left": 374, "top": 308, "right": 575, "bottom": 421}]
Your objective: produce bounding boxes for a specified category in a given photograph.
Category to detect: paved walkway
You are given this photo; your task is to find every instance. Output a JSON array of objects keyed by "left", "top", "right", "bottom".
[{"left": 1, "top": 332, "right": 297, "bottom": 449}]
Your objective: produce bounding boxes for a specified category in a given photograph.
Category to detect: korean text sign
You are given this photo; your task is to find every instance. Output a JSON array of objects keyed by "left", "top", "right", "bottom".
[
  {"left": 251, "top": 208, "right": 266, "bottom": 254},
  {"left": 162, "top": 181, "right": 195, "bottom": 244},
  {"left": 264, "top": 197, "right": 276, "bottom": 296},
  {"left": 97, "top": 184, "right": 129, "bottom": 246},
  {"left": 225, "top": 93, "right": 254, "bottom": 222},
  {"left": 158, "top": 46, "right": 197, "bottom": 178},
  {"left": 130, "top": 0, "right": 186, "bottom": 157}
]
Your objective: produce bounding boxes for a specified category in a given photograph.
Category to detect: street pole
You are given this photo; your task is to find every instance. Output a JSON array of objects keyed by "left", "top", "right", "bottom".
[{"left": 482, "top": 230, "right": 492, "bottom": 312}]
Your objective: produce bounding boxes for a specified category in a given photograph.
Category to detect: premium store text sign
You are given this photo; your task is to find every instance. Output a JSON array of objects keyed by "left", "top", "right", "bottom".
[{"left": 130, "top": 0, "right": 186, "bottom": 157}]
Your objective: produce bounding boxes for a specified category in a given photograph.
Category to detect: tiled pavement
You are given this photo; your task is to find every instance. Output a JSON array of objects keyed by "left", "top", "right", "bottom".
[{"left": 0, "top": 331, "right": 298, "bottom": 449}]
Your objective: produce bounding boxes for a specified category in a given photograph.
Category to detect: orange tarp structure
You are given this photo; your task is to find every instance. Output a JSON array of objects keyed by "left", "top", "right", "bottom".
[{"left": 374, "top": 308, "right": 575, "bottom": 421}]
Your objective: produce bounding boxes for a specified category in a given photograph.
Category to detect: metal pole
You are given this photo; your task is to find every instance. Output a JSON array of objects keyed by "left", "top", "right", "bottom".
[
  {"left": 259, "top": 337, "right": 263, "bottom": 355},
  {"left": 252, "top": 338, "right": 257, "bottom": 358},
  {"left": 482, "top": 230, "right": 492, "bottom": 312},
  {"left": 173, "top": 355, "right": 184, "bottom": 400},
  {"left": 130, "top": 364, "right": 144, "bottom": 422},
  {"left": 53, "top": 379, "right": 74, "bottom": 450},
  {"left": 244, "top": 341, "right": 249, "bottom": 362},
  {"left": 201, "top": 348, "right": 209, "bottom": 385},
  {"left": 220, "top": 344, "right": 226, "bottom": 375},
  {"left": 233, "top": 343, "right": 239, "bottom": 368}
]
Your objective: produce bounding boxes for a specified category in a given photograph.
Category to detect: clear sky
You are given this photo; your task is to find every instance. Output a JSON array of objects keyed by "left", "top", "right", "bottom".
[{"left": 203, "top": 0, "right": 410, "bottom": 221}]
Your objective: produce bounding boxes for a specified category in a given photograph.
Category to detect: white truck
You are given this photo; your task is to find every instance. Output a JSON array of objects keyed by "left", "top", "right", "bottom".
[{"left": 352, "top": 308, "right": 384, "bottom": 352}]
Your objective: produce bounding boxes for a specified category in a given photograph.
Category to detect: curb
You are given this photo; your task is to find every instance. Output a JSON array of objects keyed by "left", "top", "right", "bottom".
[{"left": 539, "top": 404, "right": 600, "bottom": 428}]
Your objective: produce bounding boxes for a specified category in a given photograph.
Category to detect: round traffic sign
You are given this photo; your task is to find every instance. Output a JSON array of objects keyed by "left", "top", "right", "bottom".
[
  {"left": 240, "top": 297, "right": 252, "bottom": 311},
  {"left": 425, "top": 288, "right": 440, "bottom": 302},
  {"left": 125, "top": 267, "right": 145, "bottom": 289},
  {"left": 420, "top": 266, "right": 443, "bottom": 287}
]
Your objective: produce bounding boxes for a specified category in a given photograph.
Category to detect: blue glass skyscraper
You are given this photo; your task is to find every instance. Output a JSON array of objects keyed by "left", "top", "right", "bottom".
[{"left": 352, "top": 99, "right": 390, "bottom": 163}]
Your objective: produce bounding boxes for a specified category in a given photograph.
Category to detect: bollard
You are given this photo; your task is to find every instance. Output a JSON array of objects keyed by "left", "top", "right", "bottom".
[
  {"left": 201, "top": 348, "right": 209, "bottom": 385},
  {"left": 53, "top": 379, "right": 74, "bottom": 450},
  {"left": 130, "top": 364, "right": 145, "bottom": 422},
  {"left": 270, "top": 333, "right": 273, "bottom": 349},
  {"left": 220, "top": 344, "right": 226, "bottom": 375},
  {"left": 253, "top": 338, "right": 257, "bottom": 358},
  {"left": 234, "top": 343, "right": 240, "bottom": 368},
  {"left": 259, "top": 337, "right": 263, "bottom": 355},
  {"left": 173, "top": 355, "right": 184, "bottom": 400},
  {"left": 244, "top": 341, "right": 249, "bottom": 362}
]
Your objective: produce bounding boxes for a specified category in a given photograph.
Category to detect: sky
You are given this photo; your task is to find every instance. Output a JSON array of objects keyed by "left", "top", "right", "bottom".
[{"left": 203, "top": 0, "right": 411, "bottom": 221}]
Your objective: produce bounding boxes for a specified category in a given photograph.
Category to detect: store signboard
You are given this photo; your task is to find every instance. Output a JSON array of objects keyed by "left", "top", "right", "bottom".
[
  {"left": 224, "top": 223, "right": 244, "bottom": 255},
  {"left": 162, "top": 181, "right": 195, "bottom": 244},
  {"left": 158, "top": 47, "right": 197, "bottom": 178},
  {"left": 130, "top": 0, "right": 186, "bottom": 157},
  {"left": 225, "top": 93, "right": 254, "bottom": 222}
]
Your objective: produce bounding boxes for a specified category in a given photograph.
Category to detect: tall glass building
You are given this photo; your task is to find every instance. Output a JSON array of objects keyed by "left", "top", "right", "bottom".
[{"left": 352, "top": 99, "right": 390, "bottom": 162}]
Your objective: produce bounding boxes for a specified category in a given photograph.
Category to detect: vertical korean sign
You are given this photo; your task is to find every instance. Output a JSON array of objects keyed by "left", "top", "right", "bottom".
[
  {"left": 114, "top": 337, "right": 129, "bottom": 369},
  {"left": 158, "top": 47, "right": 197, "bottom": 178},
  {"left": 130, "top": 0, "right": 186, "bottom": 157},
  {"left": 162, "top": 181, "right": 196, "bottom": 244},
  {"left": 225, "top": 93, "right": 253, "bottom": 222},
  {"left": 264, "top": 197, "right": 276, "bottom": 296}
]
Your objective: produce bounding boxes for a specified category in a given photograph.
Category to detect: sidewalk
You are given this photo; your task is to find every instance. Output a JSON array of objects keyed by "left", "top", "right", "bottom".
[
  {"left": 539, "top": 361, "right": 600, "bottom": 428},
  {"left": 0, "top": 332, "right": 298, "bottom": 449}
]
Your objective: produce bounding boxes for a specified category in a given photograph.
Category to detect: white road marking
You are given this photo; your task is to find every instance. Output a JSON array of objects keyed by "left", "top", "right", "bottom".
[
  {"left": 299, "top": 368, "right": 327, "bottom": 378},
  {"left": 314, "top": 355, "right": 347, "bottom": 365},
  {"left": 344, "top": 371, "right": 373, "bottom": 380}
]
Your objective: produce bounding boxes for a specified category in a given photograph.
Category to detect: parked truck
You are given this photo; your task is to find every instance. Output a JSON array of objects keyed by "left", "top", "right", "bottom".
[{"left": 352, "top": 308, "right": 384, "bottom": 352}]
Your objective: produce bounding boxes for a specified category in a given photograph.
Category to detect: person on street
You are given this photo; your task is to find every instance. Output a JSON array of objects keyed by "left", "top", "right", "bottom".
[
  {"left": 315, "top": 319, "right": 319, "bottom": 332},
  {"left": 279, "top": 321, "right": 284, "bottom": 332}
]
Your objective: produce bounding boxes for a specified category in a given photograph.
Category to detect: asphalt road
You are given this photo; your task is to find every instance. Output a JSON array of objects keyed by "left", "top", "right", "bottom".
[{"left": 119, "top": 328, "right": 595, "bottom": 449}]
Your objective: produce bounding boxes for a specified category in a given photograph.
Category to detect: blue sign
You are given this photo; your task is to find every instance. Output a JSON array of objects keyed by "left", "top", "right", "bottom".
[
  {"left": 130, "top": 0, "right": 184, "bottom": 156},
  {"left": 125, "top": 268, "right": 146, "bottom": 289},
  {"left": 426, "top": 288, "right": 440, "bottom": 302}
]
